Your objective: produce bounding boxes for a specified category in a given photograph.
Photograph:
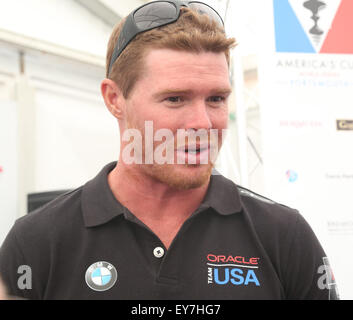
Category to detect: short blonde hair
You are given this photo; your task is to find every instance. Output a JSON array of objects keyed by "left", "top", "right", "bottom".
[{"left": 106, "top": 7, "right": 236, "bottom": 98}]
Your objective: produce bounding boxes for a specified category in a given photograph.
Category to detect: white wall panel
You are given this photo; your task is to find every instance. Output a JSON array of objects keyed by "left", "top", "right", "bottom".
[
  {"left": 33, "top": 88, "right": 119, "bottom": 191},
  {"left": 24, "top": 52, "right": 119, "bottom": 193},
  {"left": 0, "top": 100, "right": 18, "bottom": 245}
]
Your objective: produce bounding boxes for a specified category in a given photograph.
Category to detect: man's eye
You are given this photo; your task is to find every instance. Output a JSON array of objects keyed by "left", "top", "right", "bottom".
[
  {"left": 166, "top": 96, "right": 182, "bottom": 103},
  {"left": 208, "top": 96, "right": 226, "bottom": 103}
]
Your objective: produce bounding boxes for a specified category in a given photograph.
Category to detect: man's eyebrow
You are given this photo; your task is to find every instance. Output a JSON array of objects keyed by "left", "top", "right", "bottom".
[
  {"left": 152, "top": 88, "right": 232, "bottom": 99},
  {"left": 152, "top": 89, "right": 193, "bottom": 99},
  {"left": 211, "top": 88, "right": 232, "bottom": 95}
]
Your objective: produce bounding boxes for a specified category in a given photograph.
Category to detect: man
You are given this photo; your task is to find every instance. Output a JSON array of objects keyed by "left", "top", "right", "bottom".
[{"left": 0, "top": 1, "right": 338, "bottom": 299}]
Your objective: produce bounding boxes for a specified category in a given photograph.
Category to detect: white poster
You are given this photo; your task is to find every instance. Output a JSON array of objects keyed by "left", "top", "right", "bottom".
[
  {"left": 0, "top": 100, "right": 18, "bottom": 246},
  {"left": 258, "top": 0, "right": 353, "bottom": 299}
]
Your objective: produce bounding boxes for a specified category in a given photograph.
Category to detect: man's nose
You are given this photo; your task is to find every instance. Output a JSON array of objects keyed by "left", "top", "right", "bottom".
[{"left": 185, "top": 101, "right": 212, "bottom": 130}]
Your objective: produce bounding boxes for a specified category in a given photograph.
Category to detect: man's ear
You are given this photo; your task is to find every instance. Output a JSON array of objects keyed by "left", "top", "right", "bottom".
[{"left": 101, "top": 79, "right": 125, "bottom": 120}]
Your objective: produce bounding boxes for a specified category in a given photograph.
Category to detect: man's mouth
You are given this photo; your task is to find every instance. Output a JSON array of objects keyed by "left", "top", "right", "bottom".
[
  {"left": 178, "top": 144, "right": 209, "bottom": 153},
  {"left": 175, "top": 144, "right": 212, "bottom": 164}
]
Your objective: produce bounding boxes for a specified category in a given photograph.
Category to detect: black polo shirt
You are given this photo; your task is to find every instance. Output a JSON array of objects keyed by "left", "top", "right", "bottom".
[{"left": 0, "top": 162, "right": 338, "bottom": 300}]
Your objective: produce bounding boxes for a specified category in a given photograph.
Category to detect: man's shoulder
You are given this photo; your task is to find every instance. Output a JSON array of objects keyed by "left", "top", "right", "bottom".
[
  {"left": 237, "top": 184, "right": 299, "bottom": 225},
  {"left": 213, "top": 171, "right": 300, "bottom": 223},
  {"left": 237, "top": 185, "right": 297, "bottom": 213},
  {"left": 14, "top": 187, "right": 84, "bottom": 238},
  {"left": 212, "top": 172, "right": 299, "bottom": 218},
  {"left": 233, "top": 184, "right": 303, "bottom": 247}
]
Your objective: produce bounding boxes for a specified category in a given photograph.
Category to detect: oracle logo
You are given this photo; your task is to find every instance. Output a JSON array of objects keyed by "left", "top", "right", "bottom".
[{"left": 207, "top": 254, "right": 259, "bottom": 265}]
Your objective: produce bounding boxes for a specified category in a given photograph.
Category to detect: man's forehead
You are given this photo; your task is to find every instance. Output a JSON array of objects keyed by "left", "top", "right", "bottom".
[
  {"left": 144, "top": 48, "right": 229, "bottom": 69},
  {"left": 140, "top": 48, "right": 230, "bottom": 86}
]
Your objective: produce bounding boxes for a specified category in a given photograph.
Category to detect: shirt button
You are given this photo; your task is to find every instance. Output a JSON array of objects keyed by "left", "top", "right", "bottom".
[{"left": 153, "top": 247, "right": 165, "bottom": 258}]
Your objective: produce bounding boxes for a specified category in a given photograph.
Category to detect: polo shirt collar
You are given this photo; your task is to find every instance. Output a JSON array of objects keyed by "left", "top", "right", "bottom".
[
  {"left": 82, "top": 162, "right": 125, "bottom": 227},
  {"left": 81, "top": 162, "right": 242, "bottom": 227},
  {"left": 199, "top": 168, "right": 242, "bottom": 216}
]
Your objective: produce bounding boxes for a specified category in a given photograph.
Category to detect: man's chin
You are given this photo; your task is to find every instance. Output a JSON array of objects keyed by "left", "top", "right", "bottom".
[{"left": 143, "top": 163, "right": 214, "bottom": 190}]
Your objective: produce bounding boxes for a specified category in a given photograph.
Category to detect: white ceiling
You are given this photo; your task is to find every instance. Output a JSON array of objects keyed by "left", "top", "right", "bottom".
[{"left": 99, "top": 0, "right": 147, "bottom": 19}]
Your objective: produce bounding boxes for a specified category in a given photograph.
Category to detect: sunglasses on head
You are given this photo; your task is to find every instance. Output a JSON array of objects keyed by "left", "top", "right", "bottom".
[{"left": 108, "top": 0, "right": 224, "bottom": 75}]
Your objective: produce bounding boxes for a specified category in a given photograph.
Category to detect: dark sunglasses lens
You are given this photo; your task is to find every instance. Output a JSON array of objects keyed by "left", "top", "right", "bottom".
[
  {"left": 189, "top": 3, "right": 224, "bottom": 26},
  {"left": 134, "top": 2, "right": 178, "bottom": 30}
]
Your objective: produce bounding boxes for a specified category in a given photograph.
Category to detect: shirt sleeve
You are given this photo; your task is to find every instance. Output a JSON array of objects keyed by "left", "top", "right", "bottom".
[
  {"left": 0, "top": 224, "right": 30, "bottom": 299},
  {"left": 282, "top": 213, "right": 339, "bottom": 300},
  {"left": 0, "top": 215, "right": 50, "bottom": 300}
]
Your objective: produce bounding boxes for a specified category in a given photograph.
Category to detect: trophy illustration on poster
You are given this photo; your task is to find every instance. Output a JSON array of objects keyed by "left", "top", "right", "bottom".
[{"left": 303, "top": 0, "right": 327, "bottom": 45}]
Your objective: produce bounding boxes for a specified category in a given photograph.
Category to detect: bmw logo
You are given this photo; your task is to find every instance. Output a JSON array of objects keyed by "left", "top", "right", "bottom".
[{"left": 85, "top": 261, "right": 118, "bottom": 292}]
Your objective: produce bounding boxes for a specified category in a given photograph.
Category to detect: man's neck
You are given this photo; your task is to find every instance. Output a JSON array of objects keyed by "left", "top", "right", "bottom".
[{"left": 107, "top": 162, "right": 210, "bottom": 248}]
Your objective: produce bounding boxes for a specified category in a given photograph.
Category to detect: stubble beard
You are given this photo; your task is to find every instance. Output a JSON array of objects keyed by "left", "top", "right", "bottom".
[
  {"left": 145, "top": 162, "right": 214, "bottom": 190},
  {"left": 125, "top": 116, "right": 218, "bottom": 190}
]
